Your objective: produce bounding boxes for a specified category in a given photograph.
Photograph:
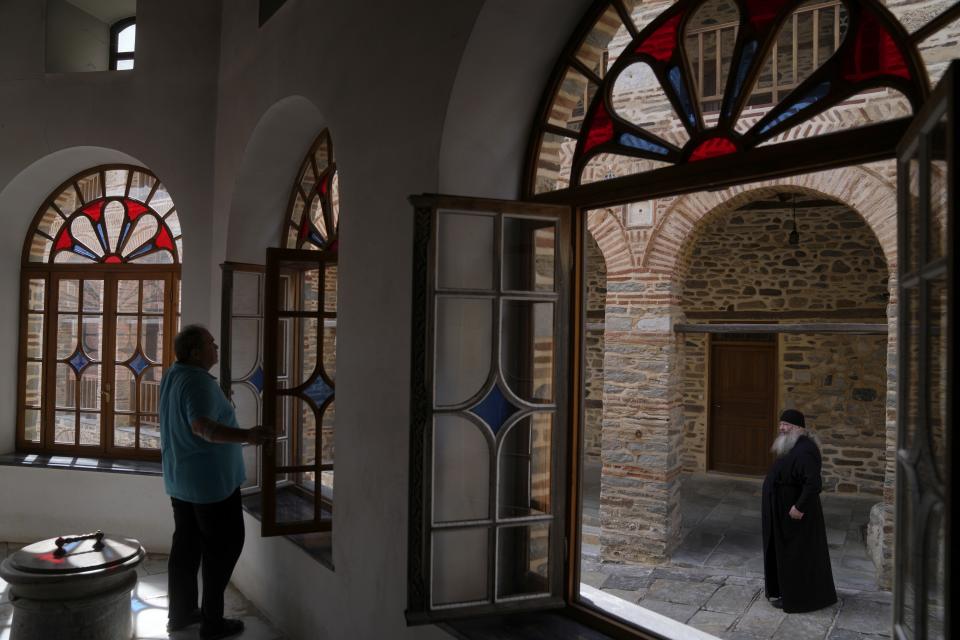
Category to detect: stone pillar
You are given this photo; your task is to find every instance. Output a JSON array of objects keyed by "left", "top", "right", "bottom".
[{"left": 598, "top": 273, "right": 683, "bottom": 563}]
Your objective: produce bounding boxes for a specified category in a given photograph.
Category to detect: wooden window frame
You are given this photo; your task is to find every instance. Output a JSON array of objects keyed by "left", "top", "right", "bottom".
[
  {"left": 892, "top": 59, "right": 955, "bottom": 640},
  {"left": 17, "top": 266, "right": 179, "bottom": 460},
  {"left": 260, "top": 247, "right": 335, "bottom": 536},
  {"left": 109, "top": 17, "right": 136, "bottom": 71},
  {"left": 17, "top": 164, "right": 181, "bottom": 461},
  {"left": 526, "top": 0, "right": 936, "bottom": 195}
]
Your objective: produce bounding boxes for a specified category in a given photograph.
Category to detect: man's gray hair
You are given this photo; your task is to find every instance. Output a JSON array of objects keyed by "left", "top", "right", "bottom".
[{"left": 175, "top": 324, "right": 209, "bottom": 362}]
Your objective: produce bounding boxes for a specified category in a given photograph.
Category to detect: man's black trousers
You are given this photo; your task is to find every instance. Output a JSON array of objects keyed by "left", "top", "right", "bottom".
[{"left": 168, "top": 488, "right": 245, "bottom": 626}]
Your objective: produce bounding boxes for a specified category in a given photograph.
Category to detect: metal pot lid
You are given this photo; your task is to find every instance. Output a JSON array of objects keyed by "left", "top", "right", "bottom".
[{"left": 9, "top": 531, "right": 142, "bottom": 575}]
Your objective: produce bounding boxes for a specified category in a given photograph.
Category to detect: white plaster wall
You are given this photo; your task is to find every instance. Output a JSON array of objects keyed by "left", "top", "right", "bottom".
[
  {"left": 0, "top": 0, "right": 221, "bottom": 594},
  {"left": 438, "top": 0, "right": 593, "bottom": 198},
  {"left": 0, "top": 467, "right": 172, "bottom": 552},
  {"left": 45, "top": 0, "right": 110, "bottom": 73}
]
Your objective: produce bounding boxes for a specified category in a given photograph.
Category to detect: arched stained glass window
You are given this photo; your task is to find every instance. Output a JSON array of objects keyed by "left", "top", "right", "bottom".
[
  {"left": 529, "top": 0, "right": 942, "bottom": 194},
  {"left": 26, "top": 166, "right": 182, "bottom": 265},
  {"left": 282, "top": 129, "right": 339, "bottom": 253},
  {"left": 19, "top": 165, "right": 181, "bottom": 459}
]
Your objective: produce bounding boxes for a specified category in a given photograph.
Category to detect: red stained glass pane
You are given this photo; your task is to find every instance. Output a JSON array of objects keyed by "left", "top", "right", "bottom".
[
  {"left": 299, "top": 217, "right": 310, "bottom": 243},
  {"left": 155, "top": 226, "right": 174, "bottom": 251},
  {"left": 689, "top": 137, "right": 737, "bottom": 161},
  {"left": 125, "top": 200, "right": 149, "bottom": 220},
  {"left": 82, "top": 201, "right": 103, "bottom": 223},
  {"left": 54, "top": 230, "right": 73, "bottom": 251},
  {"left": 320, "top": 174, "right": 330, "bottom": 196},
  {"left": 104, "top": 255, "right": 122, "bottom": 264},
  {"left": 583, "top": 102, "right": 614, "bottom": 154},
  {"left": 843, "top": 9, "right": 909, "bottom": 82},
  {"left": 636, "top": 13, "right": 682, "bottom": 62},
  {"left": 744, "top": 0, "right": 792, "bottom": 32}
]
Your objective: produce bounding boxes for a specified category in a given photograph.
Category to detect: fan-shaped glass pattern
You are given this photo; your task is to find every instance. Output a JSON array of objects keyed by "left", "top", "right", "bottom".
[
  {"left": 283, "top": 129, "right": 340, "bottom": 252},
  {"left": 26, "top": 167, "right": 182, "bottom": 264},
  {"left": 530, "top": 0, "right": 934, "bottom": 194}
]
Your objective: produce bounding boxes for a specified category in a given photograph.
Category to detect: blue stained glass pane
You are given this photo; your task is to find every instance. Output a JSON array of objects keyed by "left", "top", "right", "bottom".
[
  {"left": 668, "top": 66, "right": 696, "bottom": 125},
  {"left": 73, "top": 244, "right": 99, "bottom": 261},
  {"left": 95, "top": 223, "right": 109, "bottom": 253},
  {"left": 249, "top": 366, "right": 264, "bottom": 394},
  {"left": 68, "top": 350, "right": 91, "bottom": 374},
  {"left": 309, "top": 231, "right": 326, "bottom": 247},
  {"left": 724, "top": 41, "right": 758, "bottom": 117},
  {"left": 118, "top": 221, "right": 131, "bottom": 249},
  {"left": 304, "top": 376, "right": 333, "bottom": 407},
  {"left": 619, "top": 133, "right": 669, "bottom": 156},
  {"left": 128, "top": 350, "right": 151, "bottom": 377},
  {"left": 470, "top": 383, "right": 520, "bottom": 435},
  {"left": 127, "top": 243, "right": 155, "bottom": 259},
  {"left": 759, "top": 81, "right": 831, "bottom": 135}
]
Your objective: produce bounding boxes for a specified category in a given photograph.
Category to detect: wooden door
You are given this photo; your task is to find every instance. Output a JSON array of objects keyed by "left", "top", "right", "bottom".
[{"left": 709, "top": 336, "right": 777, "bottom": 475}]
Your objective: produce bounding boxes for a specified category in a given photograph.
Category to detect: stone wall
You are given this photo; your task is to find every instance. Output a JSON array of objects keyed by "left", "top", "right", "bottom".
[
  {"left": 584, "top": 232, "right": 607, "bottom": 461},
  {"left": 680, "top": 334, "right": 708, "bottom": 473},
  {"left": 680, "top": 201, "right": 889, "bottom": 315},
  {"left": 780, "top": 332, "right": 888, "bottom": 495}
]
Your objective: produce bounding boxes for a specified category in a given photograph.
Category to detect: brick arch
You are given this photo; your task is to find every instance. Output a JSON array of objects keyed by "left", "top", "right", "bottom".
[
  {"left": 585, "top": 206, "right": 635, "bottom": 279},
  {"left": 641, "top": 166, "right": 899, "bottom": 288}
]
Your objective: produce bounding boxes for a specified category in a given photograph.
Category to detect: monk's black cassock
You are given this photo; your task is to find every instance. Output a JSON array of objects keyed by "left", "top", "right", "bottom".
[{"left": 761, "top": 435, "right": 837, "bottom": 613}]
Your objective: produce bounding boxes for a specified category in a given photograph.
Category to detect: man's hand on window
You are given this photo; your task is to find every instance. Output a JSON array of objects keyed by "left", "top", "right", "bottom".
[{"left": 246, "top": 425, "right": 274, "bottom": 445}]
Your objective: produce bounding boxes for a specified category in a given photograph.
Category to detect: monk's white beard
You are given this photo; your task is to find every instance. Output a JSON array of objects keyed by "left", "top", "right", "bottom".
[{"left": 771, "top": 431, "right": 802, "bottom": 457}]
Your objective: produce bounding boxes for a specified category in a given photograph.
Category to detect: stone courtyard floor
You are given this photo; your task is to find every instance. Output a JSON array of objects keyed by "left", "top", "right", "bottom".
[{"left": 580, "top": 466, "right": 893, "bottom": 640}]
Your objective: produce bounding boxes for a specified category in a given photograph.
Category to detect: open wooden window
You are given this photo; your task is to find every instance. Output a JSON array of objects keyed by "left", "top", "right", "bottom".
[
  {"left": 406, "top": 194, "right": 573, "bottom": 623},
  {"left": 893, "top": 59, "right": 954, "bottom": 640},
  {"left": 260, "top": 248, "right": 336, "bottom": 536},
  {"left": 17, "top": 165, "right": 181, "bottom": 459},
  {"left": 218, "top": 131, "right": 340, "bottom": 537}
]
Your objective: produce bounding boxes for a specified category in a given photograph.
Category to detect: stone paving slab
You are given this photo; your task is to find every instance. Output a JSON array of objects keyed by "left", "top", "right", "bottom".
[
  {"left": 688, "top": 609, "right": 738, "bottom": 636},
  {"left": 734, "top": 598, "right": 788, "bottom": 636},
  {"left": 770, "top": 613, "right": 832, "bottom": 640},
  {"left": 646, "top": 578, "right": 720, "bottom": 606},
  {"left": 634, "top": 597, "right": 699, "bottom": 623},
  {"left": 835, "top": 597, "right": 893, "bottom": 635},
  {"left": 581, "top": 570, "right": 607, "bottom": 588},
  {"left": 601, "top": 573, "right": 652, "bottom": 591},
  {"left": 826, "top": 629, "right": 892, "bottom": 640},
  {"left": 704, "top": 584, "right": 760, "bottom": 614},
  {"left": 601, "top": 588, "right": 642, "bottom": 603}
]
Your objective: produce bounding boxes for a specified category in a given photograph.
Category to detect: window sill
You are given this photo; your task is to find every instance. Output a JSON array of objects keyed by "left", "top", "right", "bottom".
[
  {"left": 441, "top": 610, "right": 614, "bottom": 640},
  {"left": 439, "top": 585, "right": 720, "bottom": 640},
  {"left": 0, "top": 452, "right": 161, "bottom": 476},
  {"left": 241, "top": 489, "right": 333, "bottom": 571}
]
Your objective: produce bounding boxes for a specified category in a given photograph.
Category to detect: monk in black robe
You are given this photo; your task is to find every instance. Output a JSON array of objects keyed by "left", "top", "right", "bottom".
[{"left": 761, "top": 409, "right": 837, "bottom": 613}]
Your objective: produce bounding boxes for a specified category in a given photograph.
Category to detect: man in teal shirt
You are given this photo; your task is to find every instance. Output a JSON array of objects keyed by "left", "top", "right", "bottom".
[{"left": 160, "top": 325, "right": 270, "bottom": 640}]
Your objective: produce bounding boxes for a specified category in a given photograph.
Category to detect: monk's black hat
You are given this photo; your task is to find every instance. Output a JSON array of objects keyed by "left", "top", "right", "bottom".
[{"left": 779, "top": 409, "right": 805, "bottom": 428}]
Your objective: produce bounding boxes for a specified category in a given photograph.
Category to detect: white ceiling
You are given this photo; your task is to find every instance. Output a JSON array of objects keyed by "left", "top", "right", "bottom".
[{"left": 63, "top": 0, "right": 136, "bottom": 25}]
